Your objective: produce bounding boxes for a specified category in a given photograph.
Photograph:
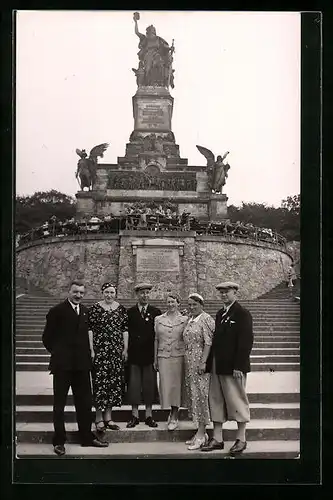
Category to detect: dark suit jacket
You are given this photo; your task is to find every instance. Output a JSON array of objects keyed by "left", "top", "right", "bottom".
[
  {"left": 206, "top": 301, "right": 253, "bottom": 375},
  {"left": 127, "top": 304, "right": 162, "bottom": 366},
  {"left": 42, "top": 300, "right": 92, "bottom": 372}
]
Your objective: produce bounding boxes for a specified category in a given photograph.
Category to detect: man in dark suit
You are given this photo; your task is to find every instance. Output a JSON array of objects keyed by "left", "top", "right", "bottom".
[
  {"left": 126, "top": 283, "right": 162, "bottom": 428},
  {"left": 42, "top": 280, "right": 109, "bottom": 455},
  {"left": 201, "top": 282, "right": 253, "bottom": 456}
]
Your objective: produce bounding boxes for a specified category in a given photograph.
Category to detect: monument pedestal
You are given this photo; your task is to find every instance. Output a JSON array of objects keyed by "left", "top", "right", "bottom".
[{"left": 209, "top": 194, "right": 228, "bottom": 221}]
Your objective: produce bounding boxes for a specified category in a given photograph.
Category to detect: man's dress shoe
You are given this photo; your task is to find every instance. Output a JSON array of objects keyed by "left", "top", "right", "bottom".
[
  {"left": 200, "top": 438, "right": 224, "bottom": 452},
  {"left": 81, "top": 438, "right": 109, "bottom": 448},
  {"left": 53, "top": 444, "right": 66, "bottom": 456},
  {"left": 145, "top": 416, "right": 158, "bottom": 428},
  {"left": 229, "top": 439, "right": 247, "bottom": 455},
  {"left": 126, "top": 416, "right": 140, "bottom": 428}
]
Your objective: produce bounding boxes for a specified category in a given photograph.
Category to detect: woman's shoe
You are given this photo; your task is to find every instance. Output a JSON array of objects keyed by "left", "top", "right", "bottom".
[
  {"left": 104, "top": 420, "right": 120, "bottom": 430},
  {"left": 185, "top": 434, "right": 197, "bottom": 445},
  {"left": 186, "top": 432, "right": 207, "bottom": 446},
  {"left": 167, "top": 420, "right": 178, "bottom": 431},
  {"left": 95, "top": 421, "right": 106, "bottom": 432},
  {"left": 188, "top": 434, "right": 208, "bottom": 451}
]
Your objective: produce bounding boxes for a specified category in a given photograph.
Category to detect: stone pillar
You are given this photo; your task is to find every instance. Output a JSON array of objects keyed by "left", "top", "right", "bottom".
[
  {"left": 75, "top": 193, "right": 95, "bottom": 218},
  {"left": 132, "top": 86, "right": 174, "bottom": 133},
  {"left": 209, "top": 194, "right": 228, "bottom": 221}
]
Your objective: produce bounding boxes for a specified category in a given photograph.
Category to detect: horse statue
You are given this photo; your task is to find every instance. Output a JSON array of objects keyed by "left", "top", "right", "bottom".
[
  {"left": 196, "top": 145, "right": 230, "bottom": 193},
  {"left": 75, "top": 143, "right": 109, "bottom": 191}
]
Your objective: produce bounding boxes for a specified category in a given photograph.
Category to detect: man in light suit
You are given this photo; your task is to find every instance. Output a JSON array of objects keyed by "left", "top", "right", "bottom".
[
  {"left": 126, "top": 283, "right": 161, "bottom": 428},
  {"left": 201, "top": 282, "right": 253, "bottom": 456},
  {"left": 43, "top": 280, "right": 109, "bottom": 455}
]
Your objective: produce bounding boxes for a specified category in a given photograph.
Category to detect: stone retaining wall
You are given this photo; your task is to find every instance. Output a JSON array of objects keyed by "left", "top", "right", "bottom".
[{"left": 16, "top": 232, "right": 292, "bottom": 300}]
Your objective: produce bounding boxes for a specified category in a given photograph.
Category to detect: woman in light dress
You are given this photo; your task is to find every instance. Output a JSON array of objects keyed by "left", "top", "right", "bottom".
[
  {"left": 183, "top": 293, "right": 215, "bottom": 450},
  {"left": 154, "top": 293, "right": 188, "bottom": 430}
]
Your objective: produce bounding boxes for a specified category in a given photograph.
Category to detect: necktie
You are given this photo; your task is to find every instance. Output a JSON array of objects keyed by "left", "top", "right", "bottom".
[
  {"left": 75, "top": 305, "right": 79, "bottom": 315},
  {"left": 141, "top": 306, "right": 146, "bottom": 318}
]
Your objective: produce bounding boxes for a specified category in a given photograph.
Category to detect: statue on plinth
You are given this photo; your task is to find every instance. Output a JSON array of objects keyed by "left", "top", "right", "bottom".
[
  {"left": 75, "top": 143, "right": 109, "bottom": 191},
  {"left": 133, "top": 12, "right": 175, "bottom": 88},
  {"left": 196, "top": 145, "right": 230, "bottom": 194}
]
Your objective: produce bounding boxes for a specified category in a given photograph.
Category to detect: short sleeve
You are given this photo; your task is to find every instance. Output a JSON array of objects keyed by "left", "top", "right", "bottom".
[
  {"left": 121, "top": 306, "right": 128, "bottom": 332},
  {"left": 154, "top": 315, "right": 161, "bottom": 337},
  {"left": 87, "top": 304, "right": 97, "bottom": 330},
  {"left": 201, "top": 314, "right": 215, "bottom": 346}
]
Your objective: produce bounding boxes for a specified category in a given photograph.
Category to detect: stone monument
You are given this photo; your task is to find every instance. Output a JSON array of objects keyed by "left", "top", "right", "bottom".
[{"left": 75, "top": 12, "right": 229, "bottom": 222}]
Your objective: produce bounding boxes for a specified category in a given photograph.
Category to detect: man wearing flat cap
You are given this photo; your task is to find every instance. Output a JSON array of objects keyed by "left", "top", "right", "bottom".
[
  {"left": 126, "top": 283, "right": 162, "bottom": 428},
  {"left": 201, "top": 282, "right": 253, "bottom": 455}
]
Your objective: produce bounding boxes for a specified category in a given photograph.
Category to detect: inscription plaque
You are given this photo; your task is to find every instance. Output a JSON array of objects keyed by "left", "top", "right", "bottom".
[
  {"left": 135, "top": 98, "right": 171, "bottom": 130},
  {"left": 136, "top": 247, "right": 180, "bottom": 272}
]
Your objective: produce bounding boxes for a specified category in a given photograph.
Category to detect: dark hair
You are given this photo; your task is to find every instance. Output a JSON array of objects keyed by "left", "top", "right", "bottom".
[
  {"left": 69, "top": 280, "right": 85, "bottom": 289},
  {"left": 101, "top": 282, "right": 117, "bottom": 293},
  {"left": 167, "top": 292, "right": 181, "bottom": 304}
]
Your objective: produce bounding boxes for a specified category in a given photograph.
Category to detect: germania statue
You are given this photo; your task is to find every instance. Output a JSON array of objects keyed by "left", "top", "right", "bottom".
[{"left": 132, "top": 12, "right": 175, "bottom": 88}]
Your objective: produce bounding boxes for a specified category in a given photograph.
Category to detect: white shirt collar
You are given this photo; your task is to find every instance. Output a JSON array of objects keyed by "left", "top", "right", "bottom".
[
  {"left": 223, "top": 300, "right": 236, "bottom": 314},
  {"left": 68, "top": 299, "right": 79, "bottom": 312},
  {"left": 189, "top": 312, "right": 203, "bottom": 323}
]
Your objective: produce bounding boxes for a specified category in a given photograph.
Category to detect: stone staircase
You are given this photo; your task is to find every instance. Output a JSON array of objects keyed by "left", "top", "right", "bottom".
[
  {"left": 15, "top": 287, "right": 300, "bottom": 458},
  {"left": 15, "top": 295, "right": 300, "bottom": 372}
]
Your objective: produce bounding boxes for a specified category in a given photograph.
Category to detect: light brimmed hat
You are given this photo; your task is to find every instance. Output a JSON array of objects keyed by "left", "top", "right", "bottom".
[
  {"left": 188, "top": 292, "right": 204, "bottom": 305},
  {"left": 134, "top": 282, "right": 153, "bottom": 292},
  {"left": 216, "top": 281, "right": 239, "bottom": 291}
]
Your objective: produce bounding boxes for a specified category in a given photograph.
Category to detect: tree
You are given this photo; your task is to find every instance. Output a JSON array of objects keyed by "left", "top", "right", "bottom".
[
  {"left": 281, "top": 194, "right": 300, "bottom": 216},
  {"left": 16, "top": 190, "right": 76, "bottom": 233},
  {"left": 227, "top": 195, "right": 300, "bottom": 241}
]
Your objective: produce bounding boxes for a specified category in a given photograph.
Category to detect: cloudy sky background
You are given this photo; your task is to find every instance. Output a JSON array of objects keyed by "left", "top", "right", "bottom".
[{"left": 16, "top": 10, "right": 300, "bottom": 207}]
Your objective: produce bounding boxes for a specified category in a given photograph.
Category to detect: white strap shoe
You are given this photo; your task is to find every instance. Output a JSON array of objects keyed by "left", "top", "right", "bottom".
[{"left": 187, "top": 433, "right": 208, "bottom": 451}]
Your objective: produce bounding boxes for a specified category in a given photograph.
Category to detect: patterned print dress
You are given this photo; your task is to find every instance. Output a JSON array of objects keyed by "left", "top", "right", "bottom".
[
  {"left": 88, "top": 303, "right": 128, "bottom": 410},
  {"left": 183, "top": 312, "right": 215, "bottom": 426}
]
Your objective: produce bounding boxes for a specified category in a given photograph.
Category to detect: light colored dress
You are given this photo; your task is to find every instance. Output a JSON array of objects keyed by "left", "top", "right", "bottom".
[
  {"left": 183, "top": 311, "right": 215, "bottom": 426},
  {"left": 154, "top": 312, "right": 188, "bottom": 408}
]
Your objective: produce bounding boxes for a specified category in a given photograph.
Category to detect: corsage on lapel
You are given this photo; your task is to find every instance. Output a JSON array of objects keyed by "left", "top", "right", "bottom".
[{"left": 145, "top": 311, "right": 151, "bottom": 322}]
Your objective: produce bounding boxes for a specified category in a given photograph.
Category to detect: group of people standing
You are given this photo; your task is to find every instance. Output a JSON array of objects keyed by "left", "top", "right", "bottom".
[{"left": 43, "top": 280, "right": 253, "bottom": 457}]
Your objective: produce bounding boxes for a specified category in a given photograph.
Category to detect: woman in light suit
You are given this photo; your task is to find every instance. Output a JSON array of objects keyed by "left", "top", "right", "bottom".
[{"left": 154, "top": 293, "right": 188, "bottom": 430}]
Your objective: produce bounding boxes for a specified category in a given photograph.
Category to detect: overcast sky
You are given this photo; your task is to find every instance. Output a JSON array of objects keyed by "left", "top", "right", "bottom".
[{"left": 16, "top": 10, "right": 300, "bottom": 207}]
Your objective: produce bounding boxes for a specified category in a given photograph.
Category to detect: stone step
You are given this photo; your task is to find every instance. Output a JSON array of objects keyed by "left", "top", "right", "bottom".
[
  {"left": 14, "top": 319, "right": 300, "bottom": 326},
  {"left": 15, "top": 353, "right": 301, "bottom": 363},
  {"left": 15, "top": 335, "right": 300, "bottom": 345},
  {"left": 15, "top": 340, "right": 300, "bottom": 349},
  {"left": 15, "top": 347, "right": 300, "bottom": 356},
  {"left": 15, "top": 362, "right": 300, "bottom": 371},
  {"left": 15, "top": 403, "right": 300, "bottom": 422},
  {"left": 15, "top": 419, "right": 300, "bottom": 443},
  {"left": 15, "top": 301, "right": 300, "bottom": 309},
  {"left": 16, "top": 392, "right": 300, "bottom": 405},
  {"left": 15, "top": 440, "right": 300, "bottom": 459}
]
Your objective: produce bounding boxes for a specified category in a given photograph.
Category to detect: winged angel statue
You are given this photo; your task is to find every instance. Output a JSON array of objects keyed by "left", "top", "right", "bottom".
[
  {"left": 196, "top": 145, "right": 230, "bottom": 194},
  {"left": 75, "top": 143, "right": 109, "bottom": 191}
]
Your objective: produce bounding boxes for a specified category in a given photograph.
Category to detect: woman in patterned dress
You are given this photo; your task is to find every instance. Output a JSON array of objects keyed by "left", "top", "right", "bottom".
[
  {"left": 88, "top": 283, "right": 128, "bottom": 432},
  {"left": 183, "top": 293, "right": 215, "bottom": 450}
]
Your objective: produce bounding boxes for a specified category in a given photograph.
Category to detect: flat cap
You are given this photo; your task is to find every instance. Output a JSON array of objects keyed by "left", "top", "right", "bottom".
[
  {"left": 216, "top": 281, "right": 239, "bottom": 290},
  {"left": 134, "top": 282, "right": 153, "bottom": 292}
]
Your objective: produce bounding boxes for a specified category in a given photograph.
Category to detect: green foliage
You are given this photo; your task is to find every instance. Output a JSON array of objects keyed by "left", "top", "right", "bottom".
[
  {"left": 16, "top": 190, "right": 76, "bottom": 233},
  {"left": 228, "top": 195, "right": 300, "bottom": 241}
]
